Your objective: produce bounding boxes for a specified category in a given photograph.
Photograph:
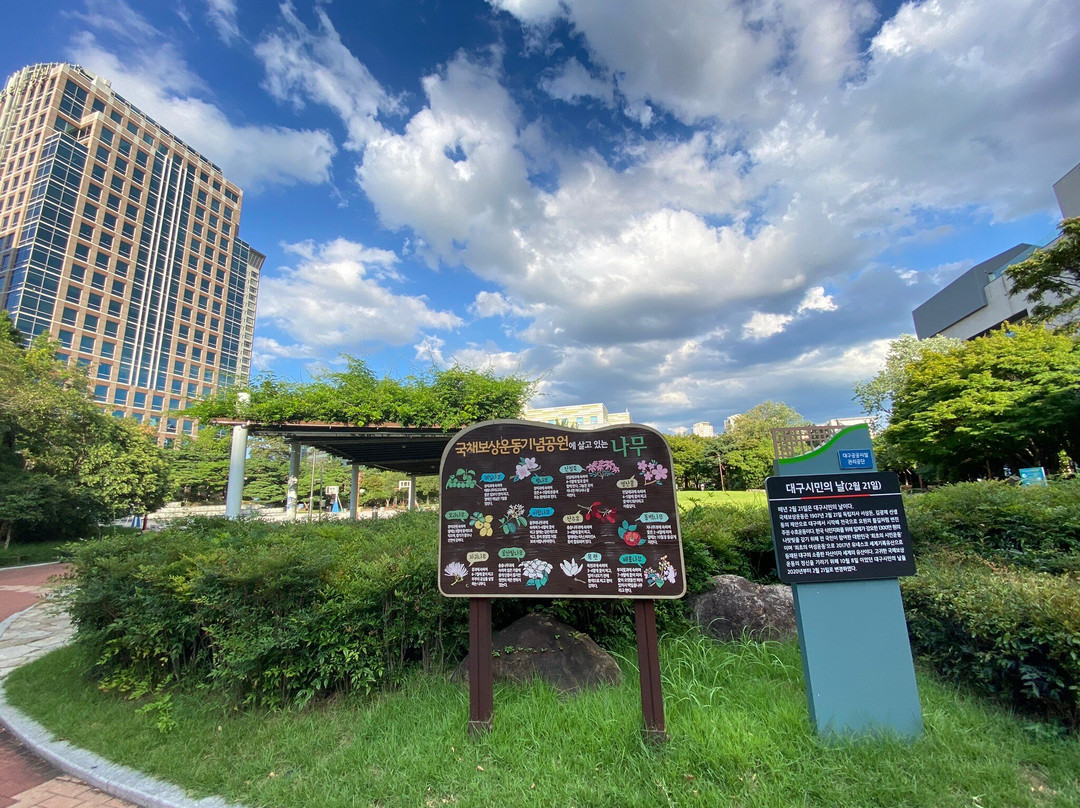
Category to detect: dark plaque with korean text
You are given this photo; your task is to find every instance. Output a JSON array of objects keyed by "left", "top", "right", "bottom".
[
  {"left": 439, "top": 420, "right": 685, "bottom": 598},
  {"left": 766, "top": 472, "right": 916, "bottom": 584}
]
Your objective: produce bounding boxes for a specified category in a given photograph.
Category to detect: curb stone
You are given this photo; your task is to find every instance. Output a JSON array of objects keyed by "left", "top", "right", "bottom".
[{"left": 0, "top": 602, "right": 247, "bottom": 808}]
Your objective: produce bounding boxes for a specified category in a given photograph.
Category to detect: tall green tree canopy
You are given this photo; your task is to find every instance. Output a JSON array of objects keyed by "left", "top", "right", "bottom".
[
  {"left": 1006, "top": 217, "right": 1080, "bottom": 332},
  {"left": 853, "top": 333, "right": 961, "bottom": 426},
  {"left": 0, "top": 321, "right": 169, "bottom": 544},
  {"left": 185, "top": 358, "right": 534, "bottom": 428},
  {"left": 711, "top": 401, "right": 810, "bottom": 490},
  {"left": 664, "top": 434, "right": 714, "bottom": 489},
  {"left": 882, "top": 324, "right": 1080, "bottom": 481}
]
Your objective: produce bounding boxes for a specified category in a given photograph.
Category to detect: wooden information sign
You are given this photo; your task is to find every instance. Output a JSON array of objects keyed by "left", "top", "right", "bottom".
[
  {"left": 439, "top": 420, "right": 685, "bottom": 599},
  {"left": 439, "top": 419, "right": 684, "bottom": 741}
]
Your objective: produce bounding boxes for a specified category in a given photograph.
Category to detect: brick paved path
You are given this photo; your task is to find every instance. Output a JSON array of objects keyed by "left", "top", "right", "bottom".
[{"left": 0, "top": 563, "right": 139, "bottom": 808}]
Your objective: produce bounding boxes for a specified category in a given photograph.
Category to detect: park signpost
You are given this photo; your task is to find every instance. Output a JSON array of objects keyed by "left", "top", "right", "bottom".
[
  {"left": 439, "top": 419, "right": 685, "bottom": 740},
  {"left": 767, "top": 424, "right": 923, "bottom": 740}
]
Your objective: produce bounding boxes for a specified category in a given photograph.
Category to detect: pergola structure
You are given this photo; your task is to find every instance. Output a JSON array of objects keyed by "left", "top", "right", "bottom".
[{"left": 215, "top": 420, "right": 459, "bottom": 519}]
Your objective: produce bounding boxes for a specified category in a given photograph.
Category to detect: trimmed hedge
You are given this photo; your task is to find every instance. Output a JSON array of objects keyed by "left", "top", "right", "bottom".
[
  {"left": 66, "top": 507, "right": 764, "bottom": 706},
  {"left": 903, "top": 551, "right": 1080, "bottom": 727},
  {"left": 904, "top": 480, "right": 1080, "bottom": 572}
]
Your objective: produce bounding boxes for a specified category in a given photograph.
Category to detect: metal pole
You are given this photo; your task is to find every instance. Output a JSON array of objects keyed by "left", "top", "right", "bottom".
[
  {"left": 225, "top": 423, "right": 248, "bottom": 518},
  {"left": 286, "top": 442, "right": 301, "bottom": 520},
  {"left": 308, "top": 449, "right": 317, "bottom": 522},
  {"left": 350, "top": 463, "right": 360, "bottom": 519}
]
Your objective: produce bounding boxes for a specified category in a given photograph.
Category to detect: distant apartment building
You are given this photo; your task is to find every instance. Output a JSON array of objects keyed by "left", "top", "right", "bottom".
[
  {"left": 522, "top": 402, "right": 633, "bottom": 430},
  {"left": 0, "top": 63, "right": 262, "bottom": 441},
  {"left": 691, "top": 421, "right": 714, "bottom": 438},
  {"left": 912, "top": 162, "right": 1079, "bottom": 341}
]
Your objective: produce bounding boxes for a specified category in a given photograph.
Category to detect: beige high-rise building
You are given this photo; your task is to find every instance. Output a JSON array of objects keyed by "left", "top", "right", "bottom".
[
  {"left": 521, "top": 402, "right": 632, "bottom": 430},
  {"left": 0, "top": 63, "right": 262, "bottom": 442}
]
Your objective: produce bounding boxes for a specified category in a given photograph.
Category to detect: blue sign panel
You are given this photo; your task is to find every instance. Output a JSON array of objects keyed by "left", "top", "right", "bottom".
[
  {"left": 1019, "top": 467, "right": 1048, "bottom": 486},
  {"left": 837, "top": 449, "right": 873, "bottom": 470}
]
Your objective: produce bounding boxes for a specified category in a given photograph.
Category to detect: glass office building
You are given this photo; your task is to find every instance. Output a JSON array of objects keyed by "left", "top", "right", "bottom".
[{"left": 0, "top": 63, "right": 262, "bottom": 441}]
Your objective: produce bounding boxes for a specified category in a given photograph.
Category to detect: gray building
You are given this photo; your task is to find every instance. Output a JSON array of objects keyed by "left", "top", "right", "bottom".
[{"left": 912, "top": 162, "right": 1078, "bottom": 340}]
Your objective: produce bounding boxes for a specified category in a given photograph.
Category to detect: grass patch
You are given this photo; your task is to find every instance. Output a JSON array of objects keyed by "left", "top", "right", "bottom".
[
  {"left": 0, "top": 539, "right": 72, "bottom": 568},
  {"left": 6, "top": 634, "right": 1080, "bottom": 808},
  {"left": 678, "top": 490, "right": 765, "bottom": 509}
]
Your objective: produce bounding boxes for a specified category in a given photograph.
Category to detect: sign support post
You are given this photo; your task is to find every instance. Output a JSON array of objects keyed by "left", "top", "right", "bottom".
[
  {"left": 634, "top": 600, "right": 666, "bottom": 742},
  {"left": 467, "top": 598, "right": 494, "bottom": 735}
]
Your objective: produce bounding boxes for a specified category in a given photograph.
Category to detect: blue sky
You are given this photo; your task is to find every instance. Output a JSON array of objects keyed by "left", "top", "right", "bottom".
[{"left": 4, "top": 0, "right": 1077, "bottom": 431}]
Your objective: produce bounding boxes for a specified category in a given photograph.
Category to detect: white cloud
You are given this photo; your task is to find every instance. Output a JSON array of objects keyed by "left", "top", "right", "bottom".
[
  {"left": 742, "top": 312, "right": 795, "bottom": 341},
  {"left": 540, "top": 58, "right": 613, "bottom": 105},
  {"left": 255, "top": 3, "right": 402, "bottom": 152},
  {"left": 797, "top": 286, "right": 837, "bottom": 314},
  {"left": 258, "top": 238, "right": 463, "bottom": 351},
  {"left": 204, "top": 0, "right": 239, "bottom": 43}
]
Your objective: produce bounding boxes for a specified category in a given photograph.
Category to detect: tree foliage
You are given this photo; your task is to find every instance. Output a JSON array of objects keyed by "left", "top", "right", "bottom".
[
  {"left": 1006, "top": 217, "right": 1080, "bottom": 332},
  {"left": 853, "top": 333, "right": 961, "bottom": 426},
  {"left": 665, "top": 434, "right": 714, "bottom": 489},
  {"left": 184, "top": 357, "right": 534, "bottom": 428},
  {"left": 881, "top": 324, "right": 1080, "bottom": 481},
  {"left": 0, "top": 322, "right": 169, "bottom": 544},
  {"left": 710, "top": 401, "right": 810, "bottom": 490}
]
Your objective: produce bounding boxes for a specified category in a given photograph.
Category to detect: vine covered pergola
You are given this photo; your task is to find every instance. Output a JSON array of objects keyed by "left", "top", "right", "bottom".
[{"left": 194, "top": 360, "right": 534, "bottom": 518}]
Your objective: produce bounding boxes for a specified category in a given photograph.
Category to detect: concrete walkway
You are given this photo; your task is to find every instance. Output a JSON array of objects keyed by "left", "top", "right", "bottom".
[{"left": 0, "top": 563, "right": 242, "bottom": 808}]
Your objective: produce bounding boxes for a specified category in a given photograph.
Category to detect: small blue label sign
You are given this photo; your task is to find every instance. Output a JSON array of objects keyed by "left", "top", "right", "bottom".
[
  {"left": 838, "top": 449, "right": 873, "bottom": 470},
  {"left": 1019, "top": 467, "right": 1048, "bottom": 486}
]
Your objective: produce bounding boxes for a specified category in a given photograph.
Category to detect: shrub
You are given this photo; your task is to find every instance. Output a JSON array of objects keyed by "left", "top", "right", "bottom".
[
  {"left": 677, "top": 503, "right": 777, "bottom": 583},
  {"left": 66, "top": 514, "right": 470, "bottom": 706},
  {"left": 904, "top": 480, "right": 1080, "bottom": 571},
  {"left": 902, "top": 552, "right": 1080, "bottom": 727},
  {"left": 65, "top": 501, "right": 780, "bottom": 705}
]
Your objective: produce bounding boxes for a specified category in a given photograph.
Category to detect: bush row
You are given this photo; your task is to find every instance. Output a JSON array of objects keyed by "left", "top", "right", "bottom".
[
  {"left": 902, "top": 551, "right": 1080, "bottom": 728},
  {"left": 904, "top": 479, "right": 1080, "bottom": 572},
  {"left": 66, "top": 506, "right": 772, "bottom": 705}
]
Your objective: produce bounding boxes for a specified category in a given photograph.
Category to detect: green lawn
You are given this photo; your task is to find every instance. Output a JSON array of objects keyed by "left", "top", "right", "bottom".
[
  {"left": 0, "top": 540, "right": 72, "bottom": 568},
  {"left": 6, "top": 634, "right": 1079, "bottom": 808},
  {"left": 678, "top": 490, "right": 765, "bottom": 509}
]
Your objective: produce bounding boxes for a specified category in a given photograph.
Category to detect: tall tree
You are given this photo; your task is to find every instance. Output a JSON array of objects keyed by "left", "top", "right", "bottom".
[
  {"left": 712, "top": 401, "right": 810, "bottom": 489},
  {"left": 0, "top": 331, "right": 169, "bottom": 544},
  {"left": 882, "top": 324, "right": 1080, "bottom": 481},
  {"left": 853, "top": 333, "right": 961, "bottom": 427},
  {"left": 665, "top": 434, "right": 714, "bottom": 489},
  {"left": 1006, "top": 217, "right": 1080, "bottom": 333}
]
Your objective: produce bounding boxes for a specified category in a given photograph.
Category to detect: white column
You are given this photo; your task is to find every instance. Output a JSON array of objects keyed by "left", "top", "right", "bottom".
[
  {"left": 350, "top": 464, "right": 360, "bottom": 519},
  {"left": 408, "top": 473, "right": 417, "bottom": 511},
  {"left": 225, "top": 423, "right": 248, "bottom": 519},
  {"left": 286, "top": 442, "right": 301, "bottom": 520}
]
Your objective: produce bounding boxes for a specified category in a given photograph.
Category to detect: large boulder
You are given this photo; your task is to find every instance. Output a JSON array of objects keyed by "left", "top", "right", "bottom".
[
  {"left": 691, "top": 574, "right": 797, "bottom": 642},
  {"left": 455, "top": 612, "right": 623, "bottom": 693}
]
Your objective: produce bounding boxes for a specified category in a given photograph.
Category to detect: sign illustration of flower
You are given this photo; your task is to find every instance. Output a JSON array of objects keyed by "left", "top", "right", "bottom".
[
  {"left": 560, "top": 558, "right": 585, "bottom": 583},
  {"left": 513, "top": 456, "right": 540, "bottom": 481},
  {"left": 586, "top": 459, "right": 619, "bottom": 478},
  {"left": 618, "top": 519, "right": 645, "bottom": 546},
  {"left": 499, "top": 503, "right": 528, "bottom": 535},
  {"left": 644, "top": 556, "right": 677, "bottom": 588},
  {"left": 444, "top": 562, "right": 469, "bottom": 585},
  {"left": 471, "top": 512, "right": 494, "bottom": 536},
  {"left": 582, "top": 501, "right": 617, "bottom": 523},
  {"left": 638, "top": 459, "right": 669, "bottom": 485},
  {"left": 521, "top": 558, "right": 553, "bottom": 589}
]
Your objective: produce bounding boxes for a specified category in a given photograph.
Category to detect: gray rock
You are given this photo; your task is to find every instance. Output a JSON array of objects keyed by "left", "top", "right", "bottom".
[
  {"left": 455, "top": 612, "right": 623, "bottom": 693},
  {"left": 691, "top": 574, "right": 797, "bottom": 642}
]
